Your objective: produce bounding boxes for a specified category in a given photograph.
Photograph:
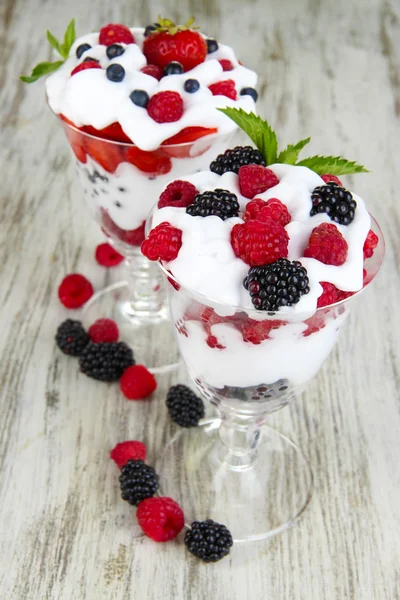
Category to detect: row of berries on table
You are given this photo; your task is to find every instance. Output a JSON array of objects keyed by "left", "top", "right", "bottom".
[{"left": 110, "top": 436, "right": 232, "bottom": 562}]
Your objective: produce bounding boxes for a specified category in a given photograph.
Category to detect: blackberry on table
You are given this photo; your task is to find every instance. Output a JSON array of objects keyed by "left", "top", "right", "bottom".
[
  {"left": 55, "top": 319, "right": 89, "bottom": 356},
  {"left": 119, "top": 459, "right": 159, "bottom": 506},
  {"left": 166, "top": 384, "right": 205, "bottom": 427},
  {"left": 79, "top": 341, "right": 134, "bottom": 381},
  {"left": 244, "top": 258, "right": 310, "bottom": 311},
  {"left": 310, "top": 182, "right": 357, "bottom": 225},
  {"left": 210, "top": 145, "right": 266, "bottom": 175},
  {"left": 186, "top": 189, "right": 239, "bottom": 220},
  {"left": 184, "top": 520, "right": 233, "bottom": 562}
]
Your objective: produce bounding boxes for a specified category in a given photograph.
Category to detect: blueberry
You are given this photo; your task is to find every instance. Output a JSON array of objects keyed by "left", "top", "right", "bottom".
[
  {"left": 206, "top": 38, "right": 219, "bottom": 53},
  {"left": 144, "top": 23, "right": 159, "bottom": 37},
  {"left": 240, "top": 87, "right": 258, "bottom": 102},
  {"left": 130, "top": 89, "right": 150, "bottom": 108},
  {"left": 106, "top": 44, "right": 125, "bottom": 60},
  {"left": 76, "top": 43, "right": 91, "bottom": 59},
  {"left": 164, "top": 61, "right": 184, "bottom": 75},
  {"left": 184, "top": 79, "right": 200, "bottom": 93},
  {"left": 83, "top": 56, "right": 99, "bottom": 63},
  {"left": 106, "top": 64, "right": 125, "bottom": 82}
]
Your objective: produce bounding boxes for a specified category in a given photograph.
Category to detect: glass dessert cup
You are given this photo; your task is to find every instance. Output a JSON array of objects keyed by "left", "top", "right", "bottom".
[
  {"left": 152, "top": 215, "right": 384, "bottom": 541},
  {"left": 59, "top": 118, "right": 234, "bottom": 372}
]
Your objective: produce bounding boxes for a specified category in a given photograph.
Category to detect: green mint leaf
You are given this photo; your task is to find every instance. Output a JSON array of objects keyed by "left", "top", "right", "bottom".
[
  {"left": 46, "top": 30, "right": 62, "bottom": 55},
  {"left": 277, "top": 137, "right": 311, "bottom": 165},
  {"left": 20, "top": 60, "right": 64, "bottom": 83},
  {"left": 296, "top": 155, "right": 368, "bottom": 175},
  {"left": 61, "top": 18, "right": 76, "bottom": 58},
  {"left": 218, "top": 107, "right": 278, "bottom": 164}
]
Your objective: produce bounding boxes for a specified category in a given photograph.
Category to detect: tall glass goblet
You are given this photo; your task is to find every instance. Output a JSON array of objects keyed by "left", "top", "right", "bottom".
[
  {"left": 152, "top": 214, "right": 384, "bottom": 541},
  {"left": 60, "top": 118, "right": 234, "bottom": 372}
]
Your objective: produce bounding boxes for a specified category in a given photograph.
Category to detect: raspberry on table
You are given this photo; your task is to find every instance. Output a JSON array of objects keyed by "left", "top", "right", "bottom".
[
  {"left": 310, "top": 182, "right": 357, "bottom": 225},
  {"left": 208, "top": 79, "right": 237, "bottom": 100},
  {"left": 304, "top": 222, "right": 348, "bottom": 266},
  {"left": 186, "top": 189, "right": 240, "bottom": 220},
  {"left": 317, "top": 282, "right": 340, "bottom": 308},
  {"left": 320, "top": 174, "right": 343, "bottom": 186},
  {"left": 140, "top": 64, "right": 164, "bottom": 80},
  {"left": 166, "top": 384, "right": 205, "bottom": 427},
  {"left": 119, "top": 459, "right": 159, "bottom": 506},
  {"left": 244, "top": 258, "right": 310, "bottom": 311},
  {"left": 210, "top": 146, "right": 266, "bottom": 176},
  {"left": 55, "top": 319, "right": 89, "bottom": 356},
  {"left": 99, "top": 23, "right": 135, "bottom": 46},
  {"left": 79, "top": 341, "right": 134, "bottom": 381},
  {"left": 158, "top": 180, "right": 198, "bottom": 209},
  {"left": 363, "top": 229, "right": 379, "bottom": 259},
  {"left": 88, "top": 318, "right": 119, "bottom": 343},
  {"left": 231, "top": 219, "right": 289, "bottom": 266},
  {"left": 137, "top": 497, "right": 185, "bottom": 542},
  {"left": 95, "top": 243, "right": 124, "bottom": 267},
  {"left": 71, "top": 61, "right": 102, "bottom": 76},
  {"left": 147, "top": 91, "right": 184, "bottom": 123},
  {"left": 58, "top": 273, "right": 94, "bottom": 309},
  {"left": 244, "top": 198, "right": 291, "bottom": 227},
  {"left": 238, "top": 165, "right": 279, "bottom": 199},
  {"left": 184, "top": 519, "right": 233, "bottom": 562},
  {"left": 110, "top": 440, "right": 147, "bottom": 468},
  {"left": 120, "top": 365, "right": 157, "bottom": 400},
  {"left": 141, "top": 222, "right": 183, "bottom": 262}
]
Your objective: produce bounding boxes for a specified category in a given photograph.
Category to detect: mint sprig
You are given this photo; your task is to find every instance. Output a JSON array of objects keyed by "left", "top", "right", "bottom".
[
  {"left": 20, "top": 19, "right": 76, "bottom": 83},
  {"left": 218, "top": 107, "right": 368, "bottom": 176}
]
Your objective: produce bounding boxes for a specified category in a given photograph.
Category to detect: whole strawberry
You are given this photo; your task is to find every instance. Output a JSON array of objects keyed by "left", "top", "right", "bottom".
[{"left": 143, "top": 17, "right": 207, "bottom": 72}]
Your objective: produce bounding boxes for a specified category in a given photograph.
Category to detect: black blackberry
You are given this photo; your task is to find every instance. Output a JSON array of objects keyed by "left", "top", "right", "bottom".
[
  {"left": 55, "top": 319, "right": 89, "bottom": 356},
  {"left": 244, "top": 258, "right": 310, "bottom": 311},
  {"left": 310, "top": 182, "right": 357, "bottom": 225},
  {"left": 79, "top": 341, "right": 134, "bottom": 381},
  {"left": 119, "top": 460, "right": 159, "bottom": 506},
  {"left": 184, "top": 520, "right": 233, "bottom": 562},
  {"left": 186, "top": 189, "right": 239, "bottom": 220},
  {"left": 210, "top": 145, "right": 266, "bottom": 175},
  {"left": 166, "top": 384, "right": 205, "bottom": 427}
]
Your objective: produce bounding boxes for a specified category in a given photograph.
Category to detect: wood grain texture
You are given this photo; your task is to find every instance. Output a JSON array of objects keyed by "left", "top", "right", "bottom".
[{"left": 1, "top": 0, "right": 400, "bottom": 598}]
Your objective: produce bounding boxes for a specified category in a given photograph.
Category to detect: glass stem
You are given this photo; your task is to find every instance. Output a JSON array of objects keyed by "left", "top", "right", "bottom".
[
  {"left": 215, "top": 413, "right": 267, "bottom": 470},
  {"left": 124, "top": 253, "right": 165, "bottom": 317}
]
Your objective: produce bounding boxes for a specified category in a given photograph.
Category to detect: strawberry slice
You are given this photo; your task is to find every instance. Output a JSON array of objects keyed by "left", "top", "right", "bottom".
[
  {"left": 163, "top": 126, "right": 217, "bottom": 145},
  {"left": 60, "top": 115, "right": 87, "bottom": 163},
  {"left": 83, "top": 122, "right": 132, "bottom": 143},
  {"left": 85, "top": 136, "right": 123, "bottom": 173},
  {"left": 124, "top": 147, "right": 172, "bottom": 175}
]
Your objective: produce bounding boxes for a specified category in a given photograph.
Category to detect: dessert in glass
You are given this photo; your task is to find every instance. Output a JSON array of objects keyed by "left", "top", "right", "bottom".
[
  {"left": 142, "top": 111, "right": 385, "bottom": 541},
  {"left": 22, "top": 19, "right": 258, "bottom": 371}
]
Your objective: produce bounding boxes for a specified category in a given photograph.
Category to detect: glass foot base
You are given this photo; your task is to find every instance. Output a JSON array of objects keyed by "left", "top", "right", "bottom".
[
  {"left": 82, "top": 282, "right": 181, "bottom": 374},
  {"left": 156, "top": 419, "right": 314, "bottom": 542}
]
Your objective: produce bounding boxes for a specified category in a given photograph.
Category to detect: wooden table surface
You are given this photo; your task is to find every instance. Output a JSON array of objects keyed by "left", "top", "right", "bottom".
[{"left": 1, "top": 0, "right": 400, "bottom": 598}]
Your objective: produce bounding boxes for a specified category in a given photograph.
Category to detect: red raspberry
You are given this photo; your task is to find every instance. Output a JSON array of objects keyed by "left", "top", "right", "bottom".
[
  {"left": 141, "top": 222, "right": 182, "bottom": 261},
  {"left": 245, "top": 198, "right": 291, "bottom": 227},
  {"left": 241, "top": 319, "right": 283, "bottom": 344},
  {"left": 58, "top": 274, "right": 94, "bottom": 309},
  {"left": 140, "top": 64, "right": 164, "bottom": 80},
  {"left": 303, "top": 313, "right": 326, "bottom": 336},
  {"left": 231, "top": 219, "right": 289, "bottom": 266},
  {"left": 99, "top": 23, "right": 135, "bottom": 46},
  {"left": 238, "top": 165, "right": 279, "bottom": 199},
  {"left": 95, "top": 243, "right": 124, "bottom": 267},
  {"left": 363, "top": 229, "right": 378, "bottom": 259},
  {"left": 147, "top": 91, "right": 184, "bottom": 123},
  {"left": 304, "top": 223, "right": 348, "bottom": 266},
  {"left": 336, "top": 289, "right": 354, "bottom": 302},
  {"left": 158, "top": 180, "right": 198, "bottom": 209},
  {"left": 88, "top": 318, "right": 119, "bottom": 343},
  {"left": 110, "top": 440, "right": 146, "bottom": 468},
  {"left": 317, "top": 282, "right": 340, "bottom": 308},
  {"left": 208, "top": 79, "right": 237, "bottom": 100},
  {"left": 71, "top": 61, "right": 102, "bottom": 76},
  {"left": 120, "top": 365, "right": 157, "bottom": 400},
  {"left": 320, "top": 174, "right": 343, "bottom": 186},
  {"left": 219, "top": 59, "right": 234, "bottom": 71},
  {"left": 136, "top": 497, "right": 184, "bottom": 542}
]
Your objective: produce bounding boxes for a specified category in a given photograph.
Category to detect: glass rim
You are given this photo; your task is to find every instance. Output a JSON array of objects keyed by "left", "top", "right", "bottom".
[
  {"left": 151, "top": 212, "right": 385, "bottom": 316},
  {"left": 50, "top": 104, "right": 229, "bottom": 149}
]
